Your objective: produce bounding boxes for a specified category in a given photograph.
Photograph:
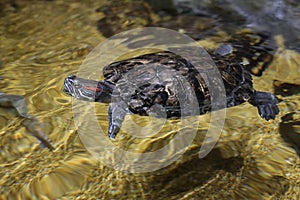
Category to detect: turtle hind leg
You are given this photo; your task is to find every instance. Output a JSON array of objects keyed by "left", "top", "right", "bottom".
[{"left": 250, "top": 91, "right": 279, "bottom": 120}]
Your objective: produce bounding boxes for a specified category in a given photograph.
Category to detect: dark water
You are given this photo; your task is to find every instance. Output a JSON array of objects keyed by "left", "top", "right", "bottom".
[{"left": 0, "top": 0, "right": 299, "bottom": 199}]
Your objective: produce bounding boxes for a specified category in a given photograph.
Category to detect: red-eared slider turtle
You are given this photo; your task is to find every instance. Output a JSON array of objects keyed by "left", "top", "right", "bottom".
[{"left": 64, "top": 34, "right": 279, "bottom": 139}]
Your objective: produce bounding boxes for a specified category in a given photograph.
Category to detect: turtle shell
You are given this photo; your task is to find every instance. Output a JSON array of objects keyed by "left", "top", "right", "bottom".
[{"left": 102, "top": 51, "right": 254, "bottom": 117}]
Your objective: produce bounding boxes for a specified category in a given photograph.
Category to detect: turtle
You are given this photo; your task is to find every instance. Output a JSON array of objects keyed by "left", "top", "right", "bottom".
[{"left": 64, "top": 33, "right": 279, "bottom": 139}]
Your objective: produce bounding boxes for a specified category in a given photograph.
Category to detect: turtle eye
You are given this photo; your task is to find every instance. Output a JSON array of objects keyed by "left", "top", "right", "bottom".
[{"left": 73, "top": 81, "right": 80, "bottom": 88}]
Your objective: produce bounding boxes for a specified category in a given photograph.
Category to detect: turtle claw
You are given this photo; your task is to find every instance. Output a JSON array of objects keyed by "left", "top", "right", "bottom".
[
  {"left": 252, "top": 91, "right": 279, "bottom": 121},
  {"left": 108, "top": 124, "right": 120, "bottom": 140},
  {"left": 258, "top": 104, "right": 276, "bottom": 120}
]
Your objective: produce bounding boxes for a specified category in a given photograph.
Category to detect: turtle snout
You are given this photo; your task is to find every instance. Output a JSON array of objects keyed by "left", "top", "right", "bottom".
[
  {"left": 64, "top": 75, "right": 77, "bottom": 95},
  {"left": 64, "top": 75, "right": 77, "bottom": 86}
]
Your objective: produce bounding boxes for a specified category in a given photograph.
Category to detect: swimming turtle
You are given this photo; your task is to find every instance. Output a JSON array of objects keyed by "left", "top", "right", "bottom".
[{"left": 64, "top": 33, "right": 279, "bottom": 139}]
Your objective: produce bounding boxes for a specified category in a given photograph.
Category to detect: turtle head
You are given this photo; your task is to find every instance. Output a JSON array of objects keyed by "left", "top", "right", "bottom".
[{"left": 64, "top": 75, "right": 114, "bottom": 103}]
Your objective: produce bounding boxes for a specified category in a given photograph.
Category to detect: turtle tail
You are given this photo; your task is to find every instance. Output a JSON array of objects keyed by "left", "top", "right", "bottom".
[{"left": 250, "top": 91, "right": 279, "bottom": 120}]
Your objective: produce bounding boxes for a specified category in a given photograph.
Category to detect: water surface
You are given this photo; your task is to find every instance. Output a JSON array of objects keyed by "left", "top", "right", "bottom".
[{"left": 0, "top": 0, "right": 299, "bottom": 199}]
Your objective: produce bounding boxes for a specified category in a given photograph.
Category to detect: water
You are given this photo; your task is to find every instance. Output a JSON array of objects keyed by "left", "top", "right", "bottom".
[{"left": 0, "top": 0, "right": 299, "bottom": 199}]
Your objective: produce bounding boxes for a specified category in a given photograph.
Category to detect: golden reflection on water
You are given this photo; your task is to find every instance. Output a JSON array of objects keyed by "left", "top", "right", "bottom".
[{"left": 0, "top": 0, "right": 299, "bottom": 199}]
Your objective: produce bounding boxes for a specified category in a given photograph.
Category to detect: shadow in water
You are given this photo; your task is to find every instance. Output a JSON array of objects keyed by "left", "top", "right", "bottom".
[
  {"left": 274, "top": 80, "right": 300, "bottom": 97},
  {"left": 148, "top": 148, "right": 244, "bottom": 198},
  {"left": 279, "top": 112, "right": 300, "bottom": 157}
]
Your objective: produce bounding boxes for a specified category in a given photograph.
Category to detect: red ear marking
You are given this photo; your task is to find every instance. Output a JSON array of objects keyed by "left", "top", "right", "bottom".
[{"left": 83, "top": 86, "right": 101, "bottom": 92}]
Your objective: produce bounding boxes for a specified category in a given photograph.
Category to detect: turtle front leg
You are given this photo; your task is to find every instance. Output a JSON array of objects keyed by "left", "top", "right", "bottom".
[
  {"left": 250, "top": 91, "right": 280, "bottom": 120},
  {"left": 108, "top": 101, "right": 128, "bottom": 139}
]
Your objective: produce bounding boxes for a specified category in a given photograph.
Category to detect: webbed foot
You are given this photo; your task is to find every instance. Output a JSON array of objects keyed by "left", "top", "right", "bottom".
[{"left": 250, "top": 91, "right": 279, "bottom": 120}]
